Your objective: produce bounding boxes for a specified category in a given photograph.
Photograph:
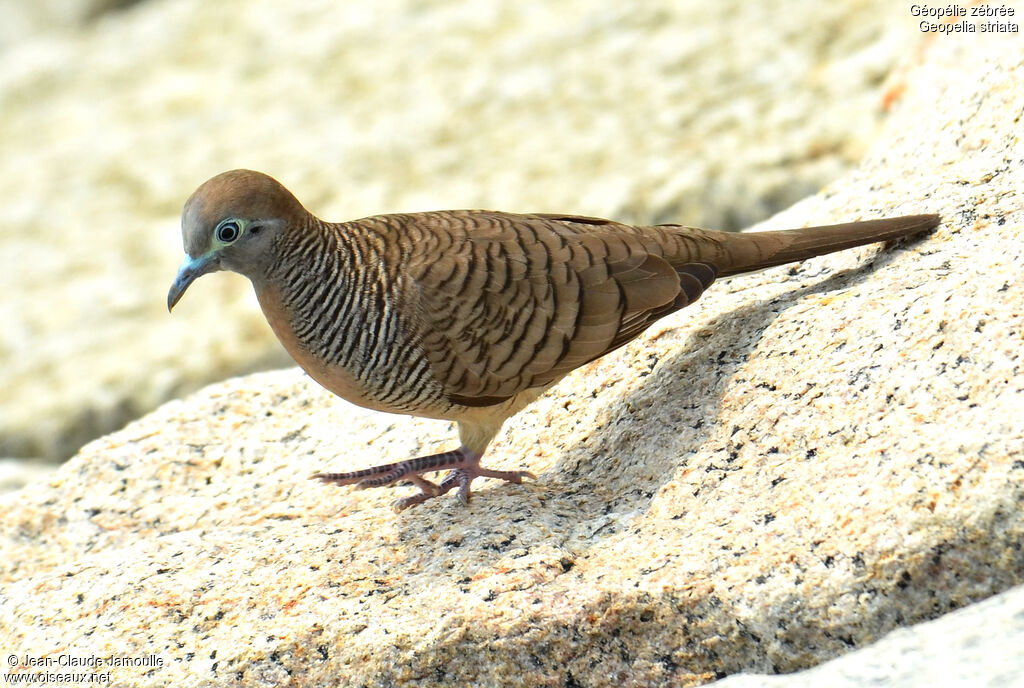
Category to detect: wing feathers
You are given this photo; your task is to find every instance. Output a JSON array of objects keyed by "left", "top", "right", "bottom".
[{"left": 404, "top": 212, "right": 717, "bottom": 404}]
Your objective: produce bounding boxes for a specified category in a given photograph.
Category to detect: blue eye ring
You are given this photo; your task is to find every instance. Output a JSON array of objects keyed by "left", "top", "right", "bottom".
[{"left": 216, "top": 220, "right": 241, "bottom": 243}]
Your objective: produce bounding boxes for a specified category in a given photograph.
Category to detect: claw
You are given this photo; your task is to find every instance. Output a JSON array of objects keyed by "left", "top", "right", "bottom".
[{"left": 391, "top": 495, "right": 427, "bottom": 512}]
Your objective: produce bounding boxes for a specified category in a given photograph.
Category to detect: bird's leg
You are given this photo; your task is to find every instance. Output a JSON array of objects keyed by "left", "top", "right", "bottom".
[
  {"left": 311, "top": 448, "right": 468, "bottom": 488},
  {"left": 311, "top": 446, "right": 535, "bottom": 511}
]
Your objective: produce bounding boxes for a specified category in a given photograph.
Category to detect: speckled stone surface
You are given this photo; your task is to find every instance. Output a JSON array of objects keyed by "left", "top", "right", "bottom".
[
  {"left": 0, "top": 0, "right": 921, "bottom": 461},
  {"left": 1, "top": 25, "right": 1022, "bottom": 688},
  {"left": 713, "top": 583, "right": 1024, "bottom": 687}
]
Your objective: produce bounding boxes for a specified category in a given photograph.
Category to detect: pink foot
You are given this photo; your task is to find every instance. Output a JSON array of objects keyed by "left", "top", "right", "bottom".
[{"left": 311, "top": 447, "right": 535, "bottom": 511}]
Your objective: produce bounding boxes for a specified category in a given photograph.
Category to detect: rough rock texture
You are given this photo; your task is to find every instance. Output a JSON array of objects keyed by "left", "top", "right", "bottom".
[
  {"left": 0, "top": 0, "right": 921, "bottom": 461},
  {"left": 713, "top": 583, "right": 1024, "bottom": 687},
  {"left": 1, "top": 24, "right": 1021, "bottom": 687}
]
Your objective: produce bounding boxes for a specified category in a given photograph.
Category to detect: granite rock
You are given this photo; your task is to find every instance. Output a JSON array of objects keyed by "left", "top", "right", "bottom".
[
  {"left": 0, "top": 0, "right": 923, "bottom": 461},
  {"left": 2, "top": 16, "right": 1023, "bottom": 688},
  {"left": 712, "top": 583, "right": 1024, "bottom": 688}
]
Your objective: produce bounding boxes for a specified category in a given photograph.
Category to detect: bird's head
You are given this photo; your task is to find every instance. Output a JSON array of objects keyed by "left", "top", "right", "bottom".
[{"left": 167, "top": 169, "right": 306, "bottom": 311}]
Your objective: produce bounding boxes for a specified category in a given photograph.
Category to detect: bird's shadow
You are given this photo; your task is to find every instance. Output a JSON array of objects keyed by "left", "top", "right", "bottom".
[{"left": 396, "top": 238, "right": 926, "bottom": 552}]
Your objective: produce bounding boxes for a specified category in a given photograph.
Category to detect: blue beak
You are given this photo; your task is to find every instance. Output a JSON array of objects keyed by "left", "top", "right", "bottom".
[{"left": 167, "top": 253, "right": 219, "bottom": 312}]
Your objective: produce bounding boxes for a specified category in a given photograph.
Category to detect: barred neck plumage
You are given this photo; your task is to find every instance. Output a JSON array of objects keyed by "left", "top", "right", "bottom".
[
  {"left": 264, "top": 215, "right": 446, "bottom": 413},
  {"left": 269, "top": 215, "right": 384, "bottom": 365}
]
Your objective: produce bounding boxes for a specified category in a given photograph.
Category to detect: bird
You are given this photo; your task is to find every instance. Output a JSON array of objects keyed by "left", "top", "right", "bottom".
[{"left": 168, "top": 169, "right": 940, "bottom": 511}]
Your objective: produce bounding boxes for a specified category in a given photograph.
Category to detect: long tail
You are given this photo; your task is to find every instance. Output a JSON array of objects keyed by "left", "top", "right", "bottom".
[{"left": 704, "top": 214, "right": 940, "bottom": 278}]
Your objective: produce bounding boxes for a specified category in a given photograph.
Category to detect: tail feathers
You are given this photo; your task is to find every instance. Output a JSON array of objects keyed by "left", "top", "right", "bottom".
[{"left": 715, "top": 214, "right": 941, "bottom": 278}]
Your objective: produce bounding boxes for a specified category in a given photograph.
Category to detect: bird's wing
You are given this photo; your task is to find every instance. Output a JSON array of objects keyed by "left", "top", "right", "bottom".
[{"left": 403, "top": 211, "right": 717, "bottom": 406}]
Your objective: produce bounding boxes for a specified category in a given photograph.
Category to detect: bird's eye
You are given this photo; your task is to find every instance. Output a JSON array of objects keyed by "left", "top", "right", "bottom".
[{"left": 216, "top": 220, "right": 241, "bottom": 243}]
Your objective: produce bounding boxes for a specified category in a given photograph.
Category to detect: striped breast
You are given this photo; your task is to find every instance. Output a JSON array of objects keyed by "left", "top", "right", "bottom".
[{"left": 258, "top": 217, "right": 453, "bottom": 417}]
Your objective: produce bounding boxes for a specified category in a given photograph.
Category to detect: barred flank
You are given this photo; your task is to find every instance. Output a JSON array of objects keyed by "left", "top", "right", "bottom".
[{"left": 266, "top": 210, "right": 938, "bottom": 414}]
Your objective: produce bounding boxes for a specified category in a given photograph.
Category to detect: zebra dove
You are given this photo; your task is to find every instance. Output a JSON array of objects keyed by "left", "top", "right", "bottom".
[{"left": 168, "top": 169, "right": 939, "bottom": 511}]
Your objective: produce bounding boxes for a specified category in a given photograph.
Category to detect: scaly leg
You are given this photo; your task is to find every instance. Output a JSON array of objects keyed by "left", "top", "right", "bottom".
[{"left": 311, "top": 446, "right": 535, "bottom": 512}]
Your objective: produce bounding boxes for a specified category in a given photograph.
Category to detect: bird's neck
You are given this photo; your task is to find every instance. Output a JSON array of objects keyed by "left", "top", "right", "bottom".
[
  {"left": 258, "top": 217, "right": 393, "bottom": 356},
  {"left": 252, "top": 217, "right": 434, "bottom": 414},
  {"left": 270, "top": 217, "right": 368, "bottom": 277}
]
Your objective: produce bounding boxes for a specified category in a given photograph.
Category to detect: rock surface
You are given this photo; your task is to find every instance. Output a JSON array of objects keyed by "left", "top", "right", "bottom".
[
  {"left": 713, "top": 582, "right": 1024, "bottom": 688},
  {"left": 0, "top": 0, "right": 923, "bottom": 461},
  {"left": 2, "top": 24, "right": 1022, "bottom": 688}
]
